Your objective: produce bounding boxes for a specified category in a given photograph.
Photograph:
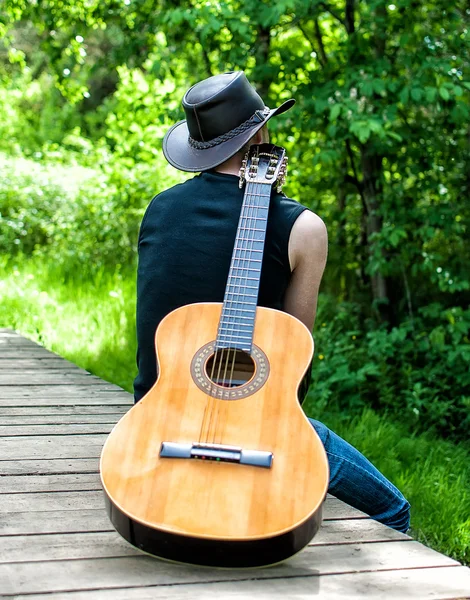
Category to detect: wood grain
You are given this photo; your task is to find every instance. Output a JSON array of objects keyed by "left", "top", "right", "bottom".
[
  {"left": 0, "top": 412, "right": 127, "bottom": 424},
  {"left": 0, "top": 423, "right": 115, "bottom": 436},
  {"left": 8, "top": 567, "right": 469, "bottom": 600},
  {"left": 0, "top": 521, "right": 408, "bottom": 564},
  {"left": 0, "top": 458, "right": 100, "bottom": 476},
  {"left": 0, "top": 435, "right": 107, "bottom": 460},
  {"left": 0, "top": 406, "right": 129, "bottom": 418},
  {"left": 0, "top": 370, "right": 112, "bottom": 385},
  {"left": 101, "top": 303, "right": 329, "bottom": 541},
  {"left": 0, "top": 541, "right": 460, "bottom": 596},
  {"left": 0, "top": 358, "right": 86, "bottom": 370},
  {"left": 0, "top": 473, "right": 102, "bottom": 493}
]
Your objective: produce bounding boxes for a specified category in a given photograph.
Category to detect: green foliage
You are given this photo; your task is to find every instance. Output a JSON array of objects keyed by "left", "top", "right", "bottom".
[
  {"left": 0, "top": 152, "right": 183, "bottom": 273},
  {"left": 0, "top": 259, "right": 137, "bottom": 392},
  {"left": 305, "top": 300, "right": 470, "bottom": 442},
  {"left": 316, "top": 408, "right": 470, "bottom": 566}
]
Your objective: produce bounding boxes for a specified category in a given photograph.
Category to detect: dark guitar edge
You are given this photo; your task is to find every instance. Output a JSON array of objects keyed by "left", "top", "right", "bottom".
[{"left": 103, "top": 490, "right": 324, "bottom": 568}]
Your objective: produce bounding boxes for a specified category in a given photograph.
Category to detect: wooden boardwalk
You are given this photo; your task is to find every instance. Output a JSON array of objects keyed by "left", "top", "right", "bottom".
[{"left": 0, "top": 328, "right": 469, "bottom": 599}]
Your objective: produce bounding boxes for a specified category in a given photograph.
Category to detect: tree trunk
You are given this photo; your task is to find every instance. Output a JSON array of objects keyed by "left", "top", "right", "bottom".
[
  {"left": 255, "top": 26, "right": 271, "bottom": 100},
  {"left": 361, "top": 150, "right": 390, "bottom": 321}
]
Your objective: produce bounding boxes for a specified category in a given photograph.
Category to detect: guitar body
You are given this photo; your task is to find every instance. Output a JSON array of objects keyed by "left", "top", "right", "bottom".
[{"left": 101, "top": 302, "right": 329, "bottom": 567}]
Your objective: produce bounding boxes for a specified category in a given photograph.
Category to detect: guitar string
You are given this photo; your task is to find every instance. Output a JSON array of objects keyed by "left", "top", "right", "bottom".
[
  {"left": 213, "top": 179, "right": 270, "bottom": 443},
  {"left": 212, "top": 178, "right": 261, "bottom": 443},
  {"left": 200, "top": 177, "right": 258, "bottom": 443},
  {"left": 199, "top": 154, "right": 276, "bottom": 445},
  {"left": 208, "top": 178, "right": 259, "bottom": 443},
  {"left": 221, "top": 179, "right": 265, "bottom": 443}
]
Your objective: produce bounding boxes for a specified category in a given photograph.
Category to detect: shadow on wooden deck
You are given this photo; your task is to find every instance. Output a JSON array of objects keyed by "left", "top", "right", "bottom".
[{"left": 0, "top": 329, "right": 469, "bottom": 599}]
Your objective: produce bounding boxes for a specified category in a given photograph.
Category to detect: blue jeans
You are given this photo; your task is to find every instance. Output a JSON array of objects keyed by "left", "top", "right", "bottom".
[{"left": 308, "top": 418, "right": 410, "bottom": 533}]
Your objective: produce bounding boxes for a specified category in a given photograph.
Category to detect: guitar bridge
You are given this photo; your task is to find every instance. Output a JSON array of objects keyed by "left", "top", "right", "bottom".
[{"left": 159, "top": 442, "right": 273, "bottom": 468}]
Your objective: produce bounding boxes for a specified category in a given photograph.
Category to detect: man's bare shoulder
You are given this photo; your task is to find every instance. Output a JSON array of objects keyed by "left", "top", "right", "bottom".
[
  {"left": 292, "top": 209, "right": 327, "bottom": 238},
  {"left": 289, "top": 210, "right": 328, "bottom": 270}
]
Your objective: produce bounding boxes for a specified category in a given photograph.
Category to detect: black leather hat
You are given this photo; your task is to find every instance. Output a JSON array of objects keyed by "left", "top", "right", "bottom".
[{"left": 162, "top": 71, "right": 295, "bottom": 172}]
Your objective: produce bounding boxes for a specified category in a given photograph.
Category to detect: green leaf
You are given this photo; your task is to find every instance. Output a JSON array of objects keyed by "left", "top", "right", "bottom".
[
  {"left": 350, "top": 121, "right": 371, "bottom": 144},
  {"left": 425, "top": 87, "right": 437, "bottom": 103},
  {"left": 329, "top": 104, "right": 341, "bottom": 121},
  {"left": 399, "top": 87, "right": 409, "bottom": 104},
  {"left": 385, "top": 131, "right": 403, "bottom": 142},
  {"left": 411, "top": 88, "right": 422, "bottom": 102},
  {"left": 439, "top": 86, "right": 450, "bottom": 101}
]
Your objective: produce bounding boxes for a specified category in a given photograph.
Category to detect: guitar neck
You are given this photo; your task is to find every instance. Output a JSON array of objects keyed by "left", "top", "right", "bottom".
[{"left": 215, "top": 181, "right": 272, "bottom": 352}]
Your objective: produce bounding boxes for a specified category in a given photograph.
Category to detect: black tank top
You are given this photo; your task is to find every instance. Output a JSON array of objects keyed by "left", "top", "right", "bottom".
[{"left": 133, "top": 170, "right": 309, "bottom": 401}]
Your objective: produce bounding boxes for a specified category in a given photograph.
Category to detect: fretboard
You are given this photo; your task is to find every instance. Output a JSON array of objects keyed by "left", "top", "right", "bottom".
[{"left": 215, "top": 181, "right": 272, "bottom": 353}]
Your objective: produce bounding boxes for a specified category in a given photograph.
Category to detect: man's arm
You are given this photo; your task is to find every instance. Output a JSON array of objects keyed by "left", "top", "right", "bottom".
[{"left": 283, "top": 210, "right": 328, "bottom": 332}]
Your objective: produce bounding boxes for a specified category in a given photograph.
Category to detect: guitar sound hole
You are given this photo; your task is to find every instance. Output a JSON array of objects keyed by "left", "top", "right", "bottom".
[{"left": 205, "top": 349, "right": 256, "bottom": 388}]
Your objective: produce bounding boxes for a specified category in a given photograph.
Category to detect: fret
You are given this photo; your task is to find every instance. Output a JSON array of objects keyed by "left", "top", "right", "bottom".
[
  {"left": 233, "top": 247, "right": 263, "bottom": 253},
  {"left": 232, "top": 267, "right": 259, "bottom": 277},
  {"left": 225, "top": 292, "right": 258, "bottom": 298},
  {"left": 237, "top": 216, "right": 266, "bottom": 223},
  {"left": 226, "top": 284, "right": 258, "bottom": 289},
  {"left": 216, "top": 167, "right": 274, "bottom": 350},
  {"left": 238, "top": 227, "right": 265, "bottom": 232},
  {"left": 220, "top": 315, "right": 253, "bottom": 322},
  {"left": 218, "top": 333, "right": 252, "bottom": 341},
  {"left": 226, "top": 276, "right": 258, "bottom": 281}
]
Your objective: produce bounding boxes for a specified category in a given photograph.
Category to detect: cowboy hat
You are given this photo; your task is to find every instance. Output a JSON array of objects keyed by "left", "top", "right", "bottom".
[{"left": 162, "top": 71, "right": 295, "bottom": 172}]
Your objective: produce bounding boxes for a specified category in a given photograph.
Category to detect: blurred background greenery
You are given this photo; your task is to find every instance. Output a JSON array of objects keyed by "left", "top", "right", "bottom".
[{"left": 0, "top": 0, "right": 468, "bottom": 564}]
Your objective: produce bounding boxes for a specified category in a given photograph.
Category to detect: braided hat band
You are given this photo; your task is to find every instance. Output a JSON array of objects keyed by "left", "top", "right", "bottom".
[
  {"left": 163, "top": 71, "right": 295, "bottom": 172},
  {"left": 188, "top": 108, "right": 271, "bottom": 150}
]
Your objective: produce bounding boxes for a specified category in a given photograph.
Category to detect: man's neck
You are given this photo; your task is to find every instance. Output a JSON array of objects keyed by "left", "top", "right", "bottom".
[{"left": 213, "top": 154, "right": 242, "bottom": 177}]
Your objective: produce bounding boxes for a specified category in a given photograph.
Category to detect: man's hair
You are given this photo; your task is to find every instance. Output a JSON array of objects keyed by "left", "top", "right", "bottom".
[{"left": 236, "top": 125, "right": 268, "bottom": 157}]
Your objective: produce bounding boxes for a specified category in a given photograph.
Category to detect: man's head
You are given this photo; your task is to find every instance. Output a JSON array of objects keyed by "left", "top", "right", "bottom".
[{"left": 162, "top": 71, "right": 294, "bottom": 173}]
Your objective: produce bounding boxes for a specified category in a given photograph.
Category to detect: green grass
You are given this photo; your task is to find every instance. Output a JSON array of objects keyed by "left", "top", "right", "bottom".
[
  {"left": 0, "top": 257, "right": 137, "bottom": 392},
  {"left": 309, "top": 407, "right": 470, "bottom": 565},
  {"left": 1, "top": 257, "right": 469, "bottom": 566}
]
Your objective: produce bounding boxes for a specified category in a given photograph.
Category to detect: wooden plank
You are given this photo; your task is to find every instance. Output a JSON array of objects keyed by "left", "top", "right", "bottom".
[
  {"left": 0, "top": 371, "right": 114, "bottom": 385},
  {"left": 0, "top": 413, "right": 126, "bottom": 425},
  {"left": 0, "top": 542, "right": 460, "bottom": 596},
  {"left": 0, "top": 458, "right": 100, "bottom": 476},
  {"left": 0, "top": 508, "right": 109, "bottom": 535},
  {"left": 0, "top": 406, "right": 129, "bottom": 417},
  {"left": 0, "top": 348, "right": 63, "bottom": 358},
  {"left": 0, "top": 358, "right": 87, "bottom": 371},
  {"left": 0, "top": 490, "right": 104, "bottom": 512},
  {"left": 9, "top": 567, "right": 470, "bottom": 600},
  {"left": 0, "top": 473, "right": 101, "bottom": 493},
  {"left": 0, "top": 491, "right": 354, "bottom": 516},
  {"left": 0, "top": 435, "right": 106, "bottom": 460},
  {"left": 0, "top": 336, "right": 44, "bottom": 347},
  {"left": 0, "top": 423, "right": 115, "bottom": 436},
  {"left": 310, "top": 518, "right": 409, "bottom": 545},
  {"left": 0, "top": 385, "right": 131, "bottom": 400},
  {"left": 0, "top": 521, "right": 409, "bottom": 565},
  {"left": 0, "top": 498, "right": 366, "bottom": 535}
]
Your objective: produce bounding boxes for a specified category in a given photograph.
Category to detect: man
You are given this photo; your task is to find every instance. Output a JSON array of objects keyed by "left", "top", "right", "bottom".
[{"left": 134, "top": 71, "right": 410, "bottom": 533}]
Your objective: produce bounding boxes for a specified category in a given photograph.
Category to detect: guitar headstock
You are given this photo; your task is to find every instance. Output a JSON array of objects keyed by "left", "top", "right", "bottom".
[{"left": 239, "top": 143, "right": 288, "bottom": 193}]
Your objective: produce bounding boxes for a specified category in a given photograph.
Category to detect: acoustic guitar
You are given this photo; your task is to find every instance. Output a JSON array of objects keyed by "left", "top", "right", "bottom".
[{"left": 100, "top": 143, "right": 329, "bottom": 567}]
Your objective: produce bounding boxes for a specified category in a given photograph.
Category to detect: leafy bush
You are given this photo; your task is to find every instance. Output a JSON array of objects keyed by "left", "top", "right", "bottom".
[
  {"left": 0, "top": 152, "right": 183, "bottom": 274},
  {"left": 306, "top": 300, "right": 470, "bottom": 442}
]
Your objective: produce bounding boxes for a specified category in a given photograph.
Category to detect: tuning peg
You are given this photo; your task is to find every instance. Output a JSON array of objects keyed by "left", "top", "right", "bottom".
[
  {"left": 239, "top": 154, "right": 249, "bottom": 188},
  {"left": 276, "top": 156, "right": 288, "bottom": 192}
]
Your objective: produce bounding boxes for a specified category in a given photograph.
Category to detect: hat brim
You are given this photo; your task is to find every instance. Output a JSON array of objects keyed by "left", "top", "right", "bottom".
[{"left": 162, "top": 99, "right": 295, "bottom": 173}]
